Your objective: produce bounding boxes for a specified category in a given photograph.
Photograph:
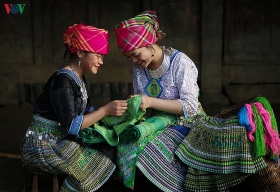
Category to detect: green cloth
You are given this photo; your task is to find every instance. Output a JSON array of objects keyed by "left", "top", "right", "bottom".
[
  {"left": 77, "top": 95, "right": 177, "bottom": 189},
  {"left": 117, "top": 112, "right": 176, "bottom": 189},
  {"left": 77, "top": 95, "right": 176, "bottom": 147},
  {"left": 77, "top": 95, "right": 145, "bottom": 146},
  {"left": 77, "top": 122, "right": 119, "bottom": 146},
  {"left": 120, "top": 112, "right": 176, "bottom": 143}
]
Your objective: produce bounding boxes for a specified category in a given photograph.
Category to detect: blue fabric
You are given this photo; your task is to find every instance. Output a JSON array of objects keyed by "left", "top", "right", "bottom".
[
  {"left": 68, "top": 115, "right": 84, "bottom": 135},
  {"left": 169, "top": 125, "right": 190, "bottom": 136},
  {"left": 238, "top": 106, "right": 252, "bottom": 132}
]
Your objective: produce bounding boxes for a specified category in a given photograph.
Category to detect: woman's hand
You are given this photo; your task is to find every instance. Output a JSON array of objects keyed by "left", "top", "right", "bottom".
[
  {"left": 104, "top": 100, "right": 127, "bottom": 116},
  {"left": 139, "top": 94, "right": 152, "bottom": 110},
  {"left": 127, "top": 94, "right": 152, "bottom": 110}
]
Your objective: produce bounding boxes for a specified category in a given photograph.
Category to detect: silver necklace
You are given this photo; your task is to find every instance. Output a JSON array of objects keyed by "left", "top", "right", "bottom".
[{"left": 69, "top": 64, "right": 81, "bottom": 78}]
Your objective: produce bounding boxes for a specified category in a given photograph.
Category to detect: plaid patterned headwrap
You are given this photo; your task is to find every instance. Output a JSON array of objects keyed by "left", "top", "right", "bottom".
[
  {"left": 63, "top": 23, "right": 109, "bottom": 54},
  {"left": 114, "top": 10, "right": 165, "bottom": 52}
]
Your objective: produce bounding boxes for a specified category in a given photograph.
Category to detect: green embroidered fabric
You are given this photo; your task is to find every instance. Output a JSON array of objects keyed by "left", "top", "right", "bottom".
[
  {"left": 120, "top": 113, "right": 176, "bottom": 143},
  {"left": 77, "top": 95, "right": 176, "bottom": 146},
  {"left": 77, "top": 95, "right": 177, "bottom": 189},
  {"left": 77, "top": 95, "right": 146, "bottom": 146},
  {"left": 117, "top": 112, "right": 176, "bottom": 189},
  {"left": 77, "top": 122, "right": 118, "bottom": 146},
  {"left": 145, "top": 79, "right": 162, "bottom": 98}
]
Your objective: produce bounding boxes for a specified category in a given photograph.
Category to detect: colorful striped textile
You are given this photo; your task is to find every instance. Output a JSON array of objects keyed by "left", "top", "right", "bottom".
[
  {"left": 184, "top": 167, "right": 250, "bottom": 192},
  {"left": 117, "top": 130, "right": 163, "bottom": 190},
  {"left": 136, "top": 126, "right": 189, "bottom": 192},
  {"left": 116, "top": 113, "right": 177, "bottom": 189},
  {"left": 175, "top": 115, "right": 267, "bottom": 191},
  {"left": 21, "top": 115, "right": 116, "bottom": 191},
  {"left": 63, "top": 23, "right": 109, "bottom": 54},
  {"left": 76, "top": 95, "right": 177, "bottom": 189},
  {"left": 176, "top": 116, "right": 267, "bottom": 174},
  {"left": 114, "top": 10, "right": 165, "bottom": 52}
]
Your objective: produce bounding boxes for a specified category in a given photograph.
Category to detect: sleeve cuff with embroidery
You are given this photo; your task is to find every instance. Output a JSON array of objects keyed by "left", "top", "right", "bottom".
[{"left": 68, "top": 115, "right": 84, "bottom": 135}]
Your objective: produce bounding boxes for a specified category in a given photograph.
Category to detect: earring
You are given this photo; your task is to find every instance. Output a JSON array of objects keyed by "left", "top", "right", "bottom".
[
  {"left": 152, "top": 54, "right": 154, "bottom": 57},
  {"left": 78, "top": 58, "right": 81, "bottom": 68}
]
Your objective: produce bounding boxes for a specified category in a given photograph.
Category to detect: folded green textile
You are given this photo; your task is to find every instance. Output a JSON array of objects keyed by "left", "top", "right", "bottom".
[
  {"left": 77, "top": 95, "right": 176, "bottom": 147},
  {"left": 117, "top": 112, "right": 177, "bottom": 189},
  {"left": 77, "top": 121, "right": 118, "bottom": 146},
  {"left": 120, "top": 112, "right": 176, "bottom": 143},
  {"left": 102, "top": 95, "right": 145, "bottom": 129},
  {"left": 77, "top": 95, "right": 146, "bottom": 146},
  {"left": 78, "top": 95, "right": 178, "bottom": 189}
]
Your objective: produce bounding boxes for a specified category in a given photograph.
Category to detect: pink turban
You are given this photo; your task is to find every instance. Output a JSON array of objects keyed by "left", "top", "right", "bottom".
[
  {"left": 114, "top": 10, "right": 165, "bottom": 52},
  {"left": 63, "top": 23, "right": 109, "bottom": 55}
]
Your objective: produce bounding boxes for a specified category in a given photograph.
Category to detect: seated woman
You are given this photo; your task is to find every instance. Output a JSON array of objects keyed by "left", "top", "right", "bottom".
[
  {"left": 114, "top": 10, "right": 280, "bottom": 192},
  {"left": 21, "top": 23, "right": 127, "bottom": 191}
]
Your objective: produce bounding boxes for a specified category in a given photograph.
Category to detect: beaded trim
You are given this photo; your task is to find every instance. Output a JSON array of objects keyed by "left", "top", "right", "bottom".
[
  {"left": 145, "top": 55, "right": 169, "bottom": 79},
  {"left": 26, "top": 115, "right": 66, "bottom": 143}
]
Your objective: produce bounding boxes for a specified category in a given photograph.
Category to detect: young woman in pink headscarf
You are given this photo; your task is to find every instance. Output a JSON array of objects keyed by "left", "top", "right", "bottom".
[
  {"left": 114, "top": 10, "right": 279, "bottom": 192},
  {"left": 21, "top": 24, "right": 127, "bottom": 191}
]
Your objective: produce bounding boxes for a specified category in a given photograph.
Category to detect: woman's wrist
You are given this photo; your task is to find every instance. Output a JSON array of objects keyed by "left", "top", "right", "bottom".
[{"left": 98, "top": 106, "right": 107, "bottom": 117}]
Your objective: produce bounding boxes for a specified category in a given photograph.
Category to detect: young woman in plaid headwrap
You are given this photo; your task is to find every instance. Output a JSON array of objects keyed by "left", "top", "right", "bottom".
[
  {"left": 21, "top": 24, "right": 127, "bottom": 191},
  {"left": 114, "top": 10, "right": 279, "bottom": 192}
]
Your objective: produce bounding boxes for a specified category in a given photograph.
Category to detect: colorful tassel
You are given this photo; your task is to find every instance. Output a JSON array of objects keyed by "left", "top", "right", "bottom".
[
  {"left": 251, "top": 96, "right": 278, "bottom": 132},
  {"left": 254, "top": 102, "right": 280, "bottom": 156},
  {"left": 245, "top": 104, "right": 256, "bottom": 142},
  {"left": 238, "top": 105, "right": 252, "bottom": 131},
  {"left": 252, "top": 104, "right": 266, "bottom": 157}
]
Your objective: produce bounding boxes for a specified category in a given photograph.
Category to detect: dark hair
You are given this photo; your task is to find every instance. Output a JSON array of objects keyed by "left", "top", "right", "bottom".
[{"left": 63, "top": 48, "right": 89, "bottom": 63}]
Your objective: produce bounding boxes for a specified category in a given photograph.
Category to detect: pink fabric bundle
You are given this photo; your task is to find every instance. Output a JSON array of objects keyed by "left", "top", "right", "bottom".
[
  {"left": 114, "top": 10, "right": 165, "bottom": 52},
  {"left": 63, "top": 23, "right": 109, "bottom": 54}
]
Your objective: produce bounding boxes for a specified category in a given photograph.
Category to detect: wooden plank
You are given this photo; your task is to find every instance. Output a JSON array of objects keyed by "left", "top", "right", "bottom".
[
  {"left": 32, "top": 0, "right": 42, "bottom": 66},
  {"left": 225, "top": 84, "right": 280, "bottom": 104},
  {"left": 89, "top": 83, "right": 102, "bottom": 101},
  {"left": 101, "top": 83, "right": 112, "bottom": 102},
  {"left": 223, "top": 65, "right": 280, "bottom": 84},
  {"left": 72, "top": 1, "right": 89, "bottom": 24},
  {"left": 271, "top": 1, "right": 280, "bottom": 60},
  {"left": 98, "top": 0, "right": 135, "bottom": 68},
  {"left": 17, "top": 84, "right": 26, "bottom": 105},
  {"left": 224, "top": 0, "right": 271, "bottom": 61},
  {"left": 109, "top": 82, "right": 121, "bottom": 100},
  {"left": 85, "top": 66, "right": 133, "bottom": 83},
  {"left": 0, "top": 69, "right": 18, "bottom": 105},
  {"left": 201, "top": 0, "right": 223, "bottom": 93},
  {"left": 19, "top": 67, "right": 56, "bottom": 83},
  {"left": 41, "top": 0, "right": 52, "bottom": 65},
  {"left": 88, "top": 0, "right": 98, "bottom": 26},
  {"left": 153, "top": 0, "right": 201, "bottom": 63},
  {"left": 0, "top": 0, "right": 33, "bottom": 64},
  {"left": 50, "top": 1, "right": 74, "bottom": 64}
]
